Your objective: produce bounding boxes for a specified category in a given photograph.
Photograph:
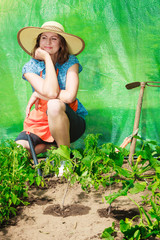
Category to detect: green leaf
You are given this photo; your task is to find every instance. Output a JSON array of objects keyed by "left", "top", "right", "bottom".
[
  {"left": 35, "top": 176, "right": 42, "bottom": 186},
  {"left": 136, "top": 150, "right": 149, "bottom": 160},
  {"left": 115, "top": 146, "right": 129, "bottom": 156},
  {"left": 120, "top": 219, "right": 131, "bottom": 233},
  {"left": 81, "top": 171, "right": 88, "bottom": 177},
  {"left": 56, "top": 145, "right": 71, "bottom": 159},
  {"left": 155, "top": 145, "right": 160, "bottom": 155},
  {"left": 41, "top": 181, "right": 44, "bottom": 188},
  {"left": 149, "top": 180, "right": 160, "bottom": 194},
  {"left": 134, "top": 135, "right": 142, "bottom": 140},
  {"left": 129, "top": 182, "right": 147, "bottom": 194},
  {"left": 21, "top": 201, "right": 30, "bottom": 206},
  {"left": 70, "top": 175, "right": 77, "bottom": 185},
  {"left": 101, "top": 227, "right": 114, "bottom": 240},
  {"left": 144, "top": 230, "right": 160, "bottom": 239},
  {"left": 11, "top": 193, "right": 18, "bottom": 205},
  {"left": 133, "top": 229, "right": 141, "bottom": 240},
  {"left": 155, "top": 167, "right": 160, "bottom": 173},
  {"left": 105, "top": 180, "right": 134, "bottom": 204},
  {"left": 150, "top": 199, "right": 157, "bottom": 213},
  {"left": 101, "top": 143, "right": 115, "bottom": 155},
  {"left": 149, "top": 200, "right": 160, "bottom": 221},
  {"left": 82, "top": 156, "right": 92, "bottom": 168},
  {"left": 71, "top": 149, "right": 82, "bottom": 159},
  {"left": 109, "top": 152, "right": 124, "bottom": 167},
  {"left": 115, "top": 166, "right": 132, "bottom": 178},
  {"left": 23, "top": 192, "right": 28, "bottom": 198},
  {"left": 140, "top": 207, "right": 153, "bottom": 226},
  {"left": 10, "top": 207, "right": 17, "bottom": 216},
  {"left": 84, "top": 134, "right": 100, "bottom": 152}
]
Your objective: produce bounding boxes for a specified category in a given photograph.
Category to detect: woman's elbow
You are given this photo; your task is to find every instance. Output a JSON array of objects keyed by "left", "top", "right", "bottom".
[
  {"left": 66, "top": 94, "right": 76, "bottom": 104},
  {"left": 44, "top": 90, "right": 59, "bottom": 99}
]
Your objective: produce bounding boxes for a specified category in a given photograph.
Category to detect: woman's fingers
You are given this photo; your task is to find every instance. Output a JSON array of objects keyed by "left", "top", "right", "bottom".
[
  {"left": 26, "top": 106, "right": 30, "bottom": 118},
  {"left": 35, "top": 48, "right": 48, "bottom": 60},
  {"left": 35, "top": 99, "right": 39, "bottom": 110}
]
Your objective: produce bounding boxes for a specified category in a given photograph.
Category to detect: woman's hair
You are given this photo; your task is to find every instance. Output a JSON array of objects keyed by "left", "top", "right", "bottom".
[{"left": 31, "top": 33, "right": 69, "bottom": 64}]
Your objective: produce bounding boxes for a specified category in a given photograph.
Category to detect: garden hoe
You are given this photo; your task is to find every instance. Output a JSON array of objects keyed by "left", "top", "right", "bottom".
[
  {"left": 125, "top": 81, "right": 160, "bottom": 163},
  {"left": 26, "top": 132, "right": 42, "bottom": 176}
]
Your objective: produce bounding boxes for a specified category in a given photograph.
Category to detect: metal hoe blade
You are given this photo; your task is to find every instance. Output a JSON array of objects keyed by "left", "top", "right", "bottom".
[
  {"left": 125, "top": 82, "right": 141, "bottom": 90},
  {"left": 126, "top": 81, "right": 160, "bottom": 90}
]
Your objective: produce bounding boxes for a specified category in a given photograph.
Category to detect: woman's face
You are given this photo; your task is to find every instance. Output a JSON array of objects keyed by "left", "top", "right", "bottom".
[{"left": 39, "top": 32, "right": 61, "bottom": 56}]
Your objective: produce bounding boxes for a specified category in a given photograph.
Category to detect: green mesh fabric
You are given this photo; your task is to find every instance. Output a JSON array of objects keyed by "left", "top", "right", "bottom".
[{"left": 1, "top": 0, "right": 160, "bottom": 149}]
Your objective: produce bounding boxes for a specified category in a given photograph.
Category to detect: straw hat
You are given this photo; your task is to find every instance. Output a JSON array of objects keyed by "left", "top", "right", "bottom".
[{"left": 17, "top": 21, "right": 85, "bottom": 56}]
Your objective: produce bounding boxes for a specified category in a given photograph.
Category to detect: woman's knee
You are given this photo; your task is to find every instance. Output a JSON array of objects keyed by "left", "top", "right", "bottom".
[
  {"left": 47, "top": 99, "right": 65, "bottom": 117},
  {"left": 16, "top": 140, "right": 30, "bottom": 149}
]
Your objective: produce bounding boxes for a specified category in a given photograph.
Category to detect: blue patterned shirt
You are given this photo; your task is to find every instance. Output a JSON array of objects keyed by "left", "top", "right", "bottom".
[{"left": 22, "top": 55, "right": 88, "bottom": 118}]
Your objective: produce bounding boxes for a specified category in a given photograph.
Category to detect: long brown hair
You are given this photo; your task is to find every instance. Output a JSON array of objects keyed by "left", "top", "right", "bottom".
[{"left": 31, "top": 33, "right": 69, "bottom": 64}]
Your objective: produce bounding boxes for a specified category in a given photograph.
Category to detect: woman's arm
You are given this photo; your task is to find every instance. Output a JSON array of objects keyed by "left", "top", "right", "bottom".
[
  {"left": 24, "top": 48, "right": 59, "bottom": 99},
  {"left": 25, "top": 62, "right": 79, "bottom": 107},
  {"left": 58, "top": 63, "right": 79, "bottom": 104},
  {"left": 26, "top": 91, "right": 52, "bottom": 118},
  {"left": 26, "top": 92, "right": 39, "bottom": 118}
]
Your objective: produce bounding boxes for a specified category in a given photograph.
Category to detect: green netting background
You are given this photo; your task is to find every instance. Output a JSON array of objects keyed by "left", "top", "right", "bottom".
[{"left": 1, "top": 0, "right": 160, "bottom": 148}]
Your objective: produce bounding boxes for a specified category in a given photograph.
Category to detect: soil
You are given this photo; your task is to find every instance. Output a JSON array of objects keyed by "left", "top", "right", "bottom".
[{"left": 0, "top": 175, "right": 158, "bottom": 240}]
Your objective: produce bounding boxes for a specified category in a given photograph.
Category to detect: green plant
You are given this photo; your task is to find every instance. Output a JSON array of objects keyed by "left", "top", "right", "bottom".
[
  {"left": 0, "top": 140, "right": 44, "bottom": 224},
  {"left": 101, "top": 222, "right": 115, "bottom": 240},
  {"left": 102, "top": 192, "right": 160, "bottom": 239},
  {"left": 103, "top": 136, "right": 160, "bottom": 239},
  {"left": 1, "top": 134, "right": 158, "bottom": 237},
  {"left": 45, "top": 134, "right": 129, "bottom": 210},
  {"left": 118, "top": 196, "right": 160, "bottom": 239}
]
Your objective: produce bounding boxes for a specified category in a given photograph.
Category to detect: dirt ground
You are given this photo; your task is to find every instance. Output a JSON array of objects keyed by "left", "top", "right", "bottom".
[{"left": 0, "top": 176, "right": 155, "bottom": 240}]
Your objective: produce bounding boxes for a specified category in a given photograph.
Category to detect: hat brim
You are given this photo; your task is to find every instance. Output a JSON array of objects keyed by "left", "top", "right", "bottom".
[{"left": 17, "top": 26, "right": 85, "bottom": 56}]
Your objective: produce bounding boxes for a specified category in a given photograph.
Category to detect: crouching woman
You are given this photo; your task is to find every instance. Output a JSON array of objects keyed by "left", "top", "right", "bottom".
[{"left": 15, "top": 21, "right": 88, "bottom": 155}]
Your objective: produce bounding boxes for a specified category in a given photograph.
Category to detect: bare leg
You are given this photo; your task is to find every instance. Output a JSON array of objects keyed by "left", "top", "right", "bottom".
[
  {"left": 16, "top": 140, "right": 31, "bottom": 154},
  {"left": 47, "top": 99, "right": 70, "bottom": 147},
  {"left": 16, "top": 140, "right": 54, "bottom": 156}
]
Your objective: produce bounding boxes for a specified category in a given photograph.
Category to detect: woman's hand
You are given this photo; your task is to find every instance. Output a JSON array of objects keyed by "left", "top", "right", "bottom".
[
  {"left": 24, "top": 47, "right": 59, "bottom": 99},
  {"left": 34, "top": 47, "right": 49, "bottom": 61},
  {"left": 26, "top": 92, "right": 39, "bottom": 118},
  {"left": 34, "top": 98, "right": 40, "bottom": 110},
  {"left": 26, "top": 104, "right": 32, "bottom": 118}
]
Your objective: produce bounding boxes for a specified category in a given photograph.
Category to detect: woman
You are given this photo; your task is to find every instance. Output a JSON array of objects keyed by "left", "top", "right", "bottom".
[{"left": 15, "top": 21, "right": 88, "bottom": 155}]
